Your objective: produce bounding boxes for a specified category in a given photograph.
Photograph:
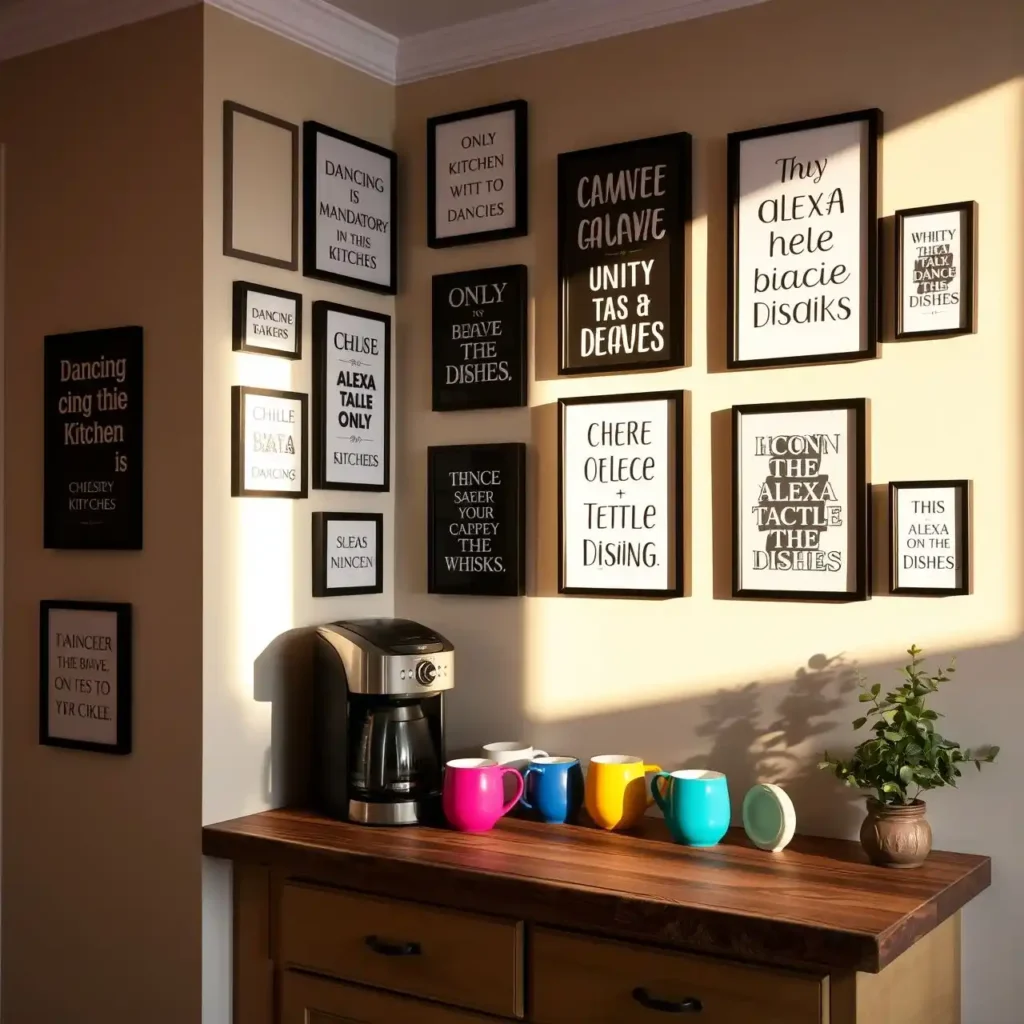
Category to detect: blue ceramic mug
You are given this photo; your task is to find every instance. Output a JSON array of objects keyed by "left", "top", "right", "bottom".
[
  {"left": 520, "top": 756, "right": 584, "bottom": 824},
  {"left": 651, "top": 769, "right": 731, "bottom": 847}
]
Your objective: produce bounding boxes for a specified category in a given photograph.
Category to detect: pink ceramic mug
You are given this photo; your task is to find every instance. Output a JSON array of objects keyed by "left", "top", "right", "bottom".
[{"left": 442, "top": 758, "right": 524, "bottom": 832}]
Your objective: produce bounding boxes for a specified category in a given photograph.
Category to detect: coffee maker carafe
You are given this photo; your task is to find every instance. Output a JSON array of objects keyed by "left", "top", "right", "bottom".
[{"left": 313, "top": 618, "right": 453, "bottom": 825}]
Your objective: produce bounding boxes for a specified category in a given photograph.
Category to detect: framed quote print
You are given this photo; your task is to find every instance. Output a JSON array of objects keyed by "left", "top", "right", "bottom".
[
  {"left": 312, "top": 301, "right": 390, "bottom": 492},
  {"left": 427, "top": 100, "right": 527, "bottom": 248},
  {"left": 727, "top": 109, "right": 881, "bottom": 369},
  {"left": 732, "top": 398, "right": 867, "bottom": 601},
  {"left": 428, "top": 443, "right": 526, "bottom": 597},
  {"left": 312, "top": 512, "right": 384, "bottom": 597},
  {"left": 889, "top": 480, "right": 970, "bottom": 596},
  {"left": 432, "top": 264, "right": 527, "bottom": 412},
  {"left": 40, "top": 600, "right": 132, "bottom": 755},
  {"left": 559, "top": 392, "right": 684, "bottom": 598},
  {"left": 303, "top": 121, "right": 397, "bottom": 294},
  {"left": 895, "top": 202, "right": 977, "bottom": 339},
  {"left": 232, "top": 281, "right": 302, "bottom": 358},
  {"left": 231, "top": 386, "right": 308, "bottom": 498},
  {"left": 558, "top": 133, "right": 690, "bottom": 375}
]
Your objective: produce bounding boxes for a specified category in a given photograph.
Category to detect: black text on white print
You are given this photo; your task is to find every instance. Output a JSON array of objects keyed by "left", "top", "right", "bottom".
[
  {"left": 735, "top": 118, "right": 869, "bottom": 362},
  {"left": 244, "top": 392, "right": 303, "bottom": 492},
  {"left": 327, "top": 519, "right": 378, "bottom": 591},
  {"left": 559, "top": 135, "right": 687, "bottom": 372},
  {"left": 895, "top": 485, "right": 964, "bottom": 591},
  {"left": 901, "top": 211, "right": 962, "bottom": 334},
  {"left": 325, "top": 307, "right": 387, "bottom": 488}
]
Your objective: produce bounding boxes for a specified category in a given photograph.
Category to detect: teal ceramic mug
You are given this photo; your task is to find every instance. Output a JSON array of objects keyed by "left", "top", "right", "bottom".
[{"left": 651, "top": 769, "right": 731, "bottom": 847}]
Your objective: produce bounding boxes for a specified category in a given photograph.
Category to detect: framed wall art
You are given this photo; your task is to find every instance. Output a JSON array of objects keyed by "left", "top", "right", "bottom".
[
  {"left": 732, "top": 398, "right": 867, "bottom": 601},
  {"left": 303, "top": 121, "right": 397, "bottom": 294},
  {"left": 232, "top": 281, "right": 302, "bottom": 359},
  {"left": 312, "top": 301, "right": 390, "bottom": 492},
  {"left": 427, "top": 100, "right": 527, "bottom": 248},
  {"left": 558, "top": 133, "right": 690, "bottom": 375},
  {"left": 312, "top": 512, "right": 384, "bottom": 597},
  {"left": 223, "top": 101, "right": 299, "bottom": 270},
  {"left": 39, "top": 600, "right": 132, "bottom": 755},
  {"left": 727, "top": 109, "right": 881, "bottom": 369},
  {"left": 558, "top": 392, "right": 684, "bottom": 597},
  {"left": 231, "top": 386, "right": 308, "bottom": 498},
  {"left": 428, "top": 443, "right": 526, "bottom": 597},
  {"left": 894, "top": 202, "right": 977, "bottom": 339},
  {"left": 44, "top": 325, "right": 143, "bottom": 550},
  {"left": 889, "top": 480, "right": 970, "bottom": 596},
  {"left": 432, "top": 264, "right": 527, "bottom": 412}
]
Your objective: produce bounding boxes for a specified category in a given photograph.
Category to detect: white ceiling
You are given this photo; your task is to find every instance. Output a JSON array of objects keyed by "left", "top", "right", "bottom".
[{"left": 326, "top": 0, "right": 543, "bottom": 38}]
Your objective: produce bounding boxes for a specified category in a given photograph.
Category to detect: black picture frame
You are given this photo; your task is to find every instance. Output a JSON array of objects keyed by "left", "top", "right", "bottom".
[
  {"left": 558, "top": 391, "right": 684, "bottom": 598},
  {"left": 427, "top": 99, "right": 528, "bottom": 249},
  {"left": 312, "top": 511, "right": 384, "bottom": 597},
  {"left": 39, "top": 600, "right": 132, "bottom": 755},
  {"left": 232, "top": 281, "right": 303, "bottom": 359},
  {"left": 302, "top": 121, "right": 397, "bottom": 295},
  {"left": 727, "top": 108, "right": 881, "bottom": 369},
  {"left": 427, "top": 443, "right": 526, "bottom": 597},
  {"left": 223, "top": 101, "right": 299, "bottom": 271},
  {"left": 732, "top": 398, "right": 868, "bottom": 601},
  {"left": 312, "top": 301, "right": 391, "bottom": 492},
  {"left": 558, "top": 133, "right": 690, "bottom": 375},
  {"left": 889, "top": 480, "right": 970, "bottom": 596},
  {"left": 894, "top": 201, "right": 977, "bottom": 340},
  {"left": 43, "top": 325, "right": 144, "bottom": 551},
  {"left": 431, "top": 264, "right": 528, "bottom": 412},
  {"left": 230, "top": 385, "right": 309, "bottom": 499}
]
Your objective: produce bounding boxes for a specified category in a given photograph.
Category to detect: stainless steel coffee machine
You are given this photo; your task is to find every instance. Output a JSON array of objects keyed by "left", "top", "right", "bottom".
[{"left": 313, "top": 618, "right": 454, "bottom": 826}]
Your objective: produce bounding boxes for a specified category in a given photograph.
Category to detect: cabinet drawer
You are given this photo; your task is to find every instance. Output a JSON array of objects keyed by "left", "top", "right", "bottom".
[
  {"left": 531, "top": 928, "right": 826, "bottom": 1024},
  {"left": 281, "top": 970, "right": 501, "bottom": 1024},
  {"left": 278, "top": 882, "right": 523, "bottom": 1018}
]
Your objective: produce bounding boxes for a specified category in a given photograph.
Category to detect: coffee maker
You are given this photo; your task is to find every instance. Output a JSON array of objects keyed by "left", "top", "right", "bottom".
[{"left": 313, "top": 618, "right": 453, "bottom": 826}]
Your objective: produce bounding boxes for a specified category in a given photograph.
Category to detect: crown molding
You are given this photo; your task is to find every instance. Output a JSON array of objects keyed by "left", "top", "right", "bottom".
[
  {"left": 207, "top": 0, "right": 397, "bottom": 83},
  {"left": 397, "top": 0, "right": 770, "bottom": 84}
]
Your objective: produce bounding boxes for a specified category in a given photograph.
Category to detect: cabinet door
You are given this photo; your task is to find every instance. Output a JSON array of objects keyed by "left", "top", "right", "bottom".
[{"left": 280, "top": 970, "right": 504, "bottom": 1024}]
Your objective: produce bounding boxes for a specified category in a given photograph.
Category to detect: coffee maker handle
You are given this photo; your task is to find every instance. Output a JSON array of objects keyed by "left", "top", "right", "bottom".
[
  {"left": 500, "top": 767, "right": 525, "bottom": 816},
  {"left": 518, "top": 766, "right": 537, "bottom": 811}
]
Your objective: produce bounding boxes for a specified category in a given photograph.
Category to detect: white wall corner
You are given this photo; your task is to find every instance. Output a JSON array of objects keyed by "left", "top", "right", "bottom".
[{"left": 396, "top": 0, "right": 772, "bottom": 84}]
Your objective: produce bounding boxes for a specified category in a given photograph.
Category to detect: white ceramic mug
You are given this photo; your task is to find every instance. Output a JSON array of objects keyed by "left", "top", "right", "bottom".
[{"left": 481, "top": 742, "right": 549, "bottom": 771}]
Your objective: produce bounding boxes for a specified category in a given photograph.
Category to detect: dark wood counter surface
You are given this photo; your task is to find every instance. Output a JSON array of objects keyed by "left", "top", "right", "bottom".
[{"left": 202, "top": 807, "right": 989, "bottom": 975}]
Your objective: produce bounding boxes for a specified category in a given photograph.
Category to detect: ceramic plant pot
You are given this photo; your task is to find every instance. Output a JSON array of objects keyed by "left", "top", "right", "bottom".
[{"left": 860, "top": 798, "right": 932, "bottom": 869}]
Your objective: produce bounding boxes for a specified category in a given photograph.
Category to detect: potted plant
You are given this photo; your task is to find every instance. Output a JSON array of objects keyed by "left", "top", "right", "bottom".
[{"left": 819, "top": 645, "right": 998, "bottom": 869}]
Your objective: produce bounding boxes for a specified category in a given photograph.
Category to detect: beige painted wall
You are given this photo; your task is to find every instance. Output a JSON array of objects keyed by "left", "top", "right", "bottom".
[
  {"left": 395, "top": 1, "right": 1024, "bottom": 1019},
  {"left": 201, "top": 7, "right": 396, "bottom": 1019},
  {"left": 0, "top": 8, "right": 205, "bottom": 1023}
]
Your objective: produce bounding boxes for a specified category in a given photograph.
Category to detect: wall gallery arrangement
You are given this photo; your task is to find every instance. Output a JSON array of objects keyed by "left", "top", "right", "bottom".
[{"left": 210, "top": 97, "right": 977, "bottom": 607}]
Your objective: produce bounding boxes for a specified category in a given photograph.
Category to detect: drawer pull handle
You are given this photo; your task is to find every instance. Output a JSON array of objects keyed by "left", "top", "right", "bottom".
[
  {"left": 631, "top": 987, "right": 703, "bottom": 1014},
  {"left": 363, "top": 935, "right": 422, "bottom": 958}
]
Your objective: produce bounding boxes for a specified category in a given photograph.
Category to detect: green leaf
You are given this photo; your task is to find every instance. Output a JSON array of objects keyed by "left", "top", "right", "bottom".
[
  {"left": 871, "top": 682, "right": 881, "bottom": 697},
  {"left": 899, "top": 765, "right": 915, "bottom": 785},
  {"left": 883, "top": 730, "right": 902, "bottom": 742},
  {"left": 859, "top": 693, "right": 873, "bottom": 702},
  {"left": 852, "top": 717, "right": 867, "bottom": 730}
]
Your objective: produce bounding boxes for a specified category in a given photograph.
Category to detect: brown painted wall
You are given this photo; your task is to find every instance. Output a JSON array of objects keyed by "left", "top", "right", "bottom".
[{"left": 0, "top": 8, "right": 204, "bottom": 1022}]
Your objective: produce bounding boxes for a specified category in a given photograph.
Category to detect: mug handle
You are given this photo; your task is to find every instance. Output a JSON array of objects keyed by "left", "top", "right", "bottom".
[
  {"left": 533, "top": 749, "right": 549, "bottom": 757},
  {"left": 650, "top": 771, "right": 673, "bottom": 813},
  {"left": 500, "top": 767, "right": 525, "bottom": 816},
  {"left": 518, "top": 766, "right": 537, "bottom": 811},
  {"left": 643, "top": 764, "right": 664, "bottom": 808}
]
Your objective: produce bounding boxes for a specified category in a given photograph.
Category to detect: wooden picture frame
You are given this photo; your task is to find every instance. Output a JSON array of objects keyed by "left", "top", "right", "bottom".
[
  {"left": 894, "top": 202, "right": 977, "bottom": 340},
  {"left": 732, "top": 398, "right": 868, "bottom": 601},
  {"left": 427, "top": 100, "right": 528, "bottom": 248},
  {"left": 312, "top": 512, "right": 384, "bottom": 597},
  {"left": 223, "top": 101, "right": 299, "bottom": 271},
  {"left": 39, "top": 600, "right": 132, "bottom": 755},
  {"left": 231, "top": 386, "right": 308, "bottom": 499},
  {"left": 558, "top": 133, "right": 690, "bottom": 375},
  {"left": 889, "top": 480, "right": 970, "bottom": 596},
  {"left": 558, "top": 392, "right": 684, "bottom": 598},
  {"left": 232, "top": 281, "right": 302, "bottom": 359},
  {"left": 303, "top": 121, "right": 397, "bottom": 295},
  {"left": 312, "top": 301, "right": 391, "bottom": 492},
  {"left": 727, "top": 109, "right": 881, "bottom": 369}
]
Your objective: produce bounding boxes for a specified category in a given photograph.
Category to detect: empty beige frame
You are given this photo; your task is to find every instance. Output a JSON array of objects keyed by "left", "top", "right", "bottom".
[{"left": 223, "top": 100, "right": 298, "bottom": 269}]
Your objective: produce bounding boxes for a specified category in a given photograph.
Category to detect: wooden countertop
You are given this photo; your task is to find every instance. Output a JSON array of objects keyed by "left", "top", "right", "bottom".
[{"left": 202, "top": 807, "right": 989, "bottom": 975}]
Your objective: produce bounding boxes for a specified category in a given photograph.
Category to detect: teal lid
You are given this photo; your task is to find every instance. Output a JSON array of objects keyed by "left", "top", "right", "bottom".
[{"left": 741, "top": 783, "right": 796, "bottom": 853}]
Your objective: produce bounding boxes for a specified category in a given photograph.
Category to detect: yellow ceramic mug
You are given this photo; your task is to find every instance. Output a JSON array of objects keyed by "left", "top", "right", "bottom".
[{"left": 585, "top": 755, "right": 663, "bottom": 831}]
